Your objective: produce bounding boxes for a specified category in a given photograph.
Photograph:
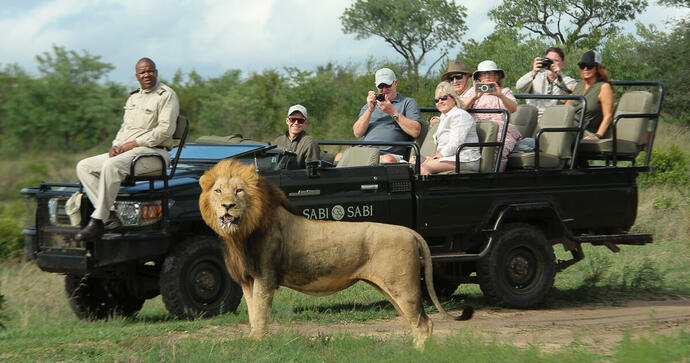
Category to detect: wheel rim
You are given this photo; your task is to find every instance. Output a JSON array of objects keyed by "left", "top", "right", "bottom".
[
  {"left": 503, "top": 246, "right": 542, "bottom": 292},
  {"left": 186, "top": 260, "right": 225, "bottom": 304}
]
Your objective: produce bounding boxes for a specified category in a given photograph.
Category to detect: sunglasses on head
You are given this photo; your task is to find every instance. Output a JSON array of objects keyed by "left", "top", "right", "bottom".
[
  {"left": 377, "top": 83, "right": 392, "bottom": 89},
  {"left": 579, "top": 63, "right": 596, "bottom": 70},
  {"left": 434, "top": 95, "right": 451, "bottom": 103},
  {"left": 288, "top": 117, "right": 306, "bottom": 124},
  {"left": 449, "top": 74, "right": 466, "bottom": 81}
]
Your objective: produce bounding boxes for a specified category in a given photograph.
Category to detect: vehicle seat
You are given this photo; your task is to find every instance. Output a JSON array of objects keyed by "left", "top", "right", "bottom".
[
  {"left": 476, "top": 121, "right": 499, "bottom": 173},
  {"left": 507, "top": 105, "right": 576, "bottom": 169},
  {"left": 512, "top": 104, "right": 538, "bottom": 137},
  {"left": 122, "top": 115, "right": 190, "bottom": 187},
  {"left": 336, "top": 146, "right": 380, "bottom": 167},
  {"left": 419, "top": 120, "right": 440, "bottom": 158},
  {"left": 578, "top": 91, "right": 654, "bottom": 162}
]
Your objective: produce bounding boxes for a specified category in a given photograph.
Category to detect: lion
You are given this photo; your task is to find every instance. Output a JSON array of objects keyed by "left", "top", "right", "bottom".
[{"left": 199, "top": 159, "right": 472, "bottom": 348}]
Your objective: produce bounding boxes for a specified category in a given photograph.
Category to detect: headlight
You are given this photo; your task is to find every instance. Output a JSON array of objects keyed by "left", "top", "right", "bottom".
[
  {"left": 48, "top": 197, "right": 72, "bottom": 226},
  {"left": 114, "top": 200, "right": 174, "bottom": 227}
]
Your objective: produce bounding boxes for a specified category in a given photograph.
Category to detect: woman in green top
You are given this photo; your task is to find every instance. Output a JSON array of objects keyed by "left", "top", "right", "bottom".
[{"left": 566, "top": 50, "right": 615, "bottom": 141}]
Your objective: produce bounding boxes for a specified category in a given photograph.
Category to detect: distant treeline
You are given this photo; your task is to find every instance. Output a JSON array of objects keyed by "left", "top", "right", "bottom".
[{"left": 0, "top": 23, "right": 686, "bottom": 155}]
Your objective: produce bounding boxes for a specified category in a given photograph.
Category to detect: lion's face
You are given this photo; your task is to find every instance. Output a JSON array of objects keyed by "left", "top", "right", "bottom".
[{"left": 206, "top": 176, "right": 250, "bottom": 234}]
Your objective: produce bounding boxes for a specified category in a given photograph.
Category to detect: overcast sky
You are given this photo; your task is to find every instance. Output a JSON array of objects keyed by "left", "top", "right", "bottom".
[{"left": 0, "top": 0, "right": 683, "bottom": 87}]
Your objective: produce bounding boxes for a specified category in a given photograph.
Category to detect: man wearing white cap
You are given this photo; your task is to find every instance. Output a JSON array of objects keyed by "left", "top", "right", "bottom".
[
  {"left": 352, "top": 68, "right": 422, "bottom": 162},
  {"left": 274, "top": 104, "right": 320, "bottom": 169}
]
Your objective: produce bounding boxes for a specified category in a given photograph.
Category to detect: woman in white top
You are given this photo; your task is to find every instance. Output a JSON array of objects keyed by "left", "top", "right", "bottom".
[{"left": 420, "top": 81, "right": 482, "bottom": 175}]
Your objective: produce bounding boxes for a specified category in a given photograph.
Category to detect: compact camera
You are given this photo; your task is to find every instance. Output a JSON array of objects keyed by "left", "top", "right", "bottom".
[
  {"left": 375, "top": 93, "right": 386, "bottom": 102},
  {"left": 475, "top": 82, "right": 495, "bottom": 94},
  {"left": 540, "top": 57, "right": 554, "bottom": 69}
]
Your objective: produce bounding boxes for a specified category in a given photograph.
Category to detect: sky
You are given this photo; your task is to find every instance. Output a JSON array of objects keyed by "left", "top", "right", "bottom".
[{"left": 0, "top": 0, "right": 684, "bottom": 88}]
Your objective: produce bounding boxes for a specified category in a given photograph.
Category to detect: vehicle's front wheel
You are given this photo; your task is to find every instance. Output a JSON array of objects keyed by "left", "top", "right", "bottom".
[
  {"left": 477, "top": 224, "right": 555, "bottom": 308},
  {"left": 64, "top": 275, "right": 144, "bottom": 320},
  {"left": 160, "top": 236, "right": 243, "bottom": 319}
]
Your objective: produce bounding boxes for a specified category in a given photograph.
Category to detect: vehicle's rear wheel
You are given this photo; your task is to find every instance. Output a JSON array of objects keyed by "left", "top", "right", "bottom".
[
  {"left": 160, "top": 236, "right": 243, "bottom": 319},
  {"left": 477, "top": 224, "right": 555, "bottom": 308},
  {"left": 64, "top": 275, "right": 144, "bottom": 320}
]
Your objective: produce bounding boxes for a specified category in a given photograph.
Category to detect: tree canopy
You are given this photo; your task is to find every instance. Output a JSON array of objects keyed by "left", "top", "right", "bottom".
[
  {"left": 488, "top": 0, "right": 648, "bottom": 49},
  {"left": 340, "top": 0, "right": 467, "bottom": 80}
]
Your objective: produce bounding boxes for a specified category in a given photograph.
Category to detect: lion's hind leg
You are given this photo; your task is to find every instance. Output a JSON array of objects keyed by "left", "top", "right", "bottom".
[{"left": 364, "top": 280, "right": 433, "bottom": 349}]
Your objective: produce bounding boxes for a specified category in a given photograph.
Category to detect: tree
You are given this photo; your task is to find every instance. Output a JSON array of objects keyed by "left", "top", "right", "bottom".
[
  {"left": 488, "top": 0, "right": 648, "bottom": 50},
  {"left": 340, "top": 0, "right": 467, "bottom": 80},
  {"left": 658, "top": 0, "right": 690, "bottom": 8}
]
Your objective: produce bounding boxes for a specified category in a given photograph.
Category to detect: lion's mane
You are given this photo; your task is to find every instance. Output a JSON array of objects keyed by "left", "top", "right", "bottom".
[{"left": 199, "top": 159, "right": 293, "bottom": 284}]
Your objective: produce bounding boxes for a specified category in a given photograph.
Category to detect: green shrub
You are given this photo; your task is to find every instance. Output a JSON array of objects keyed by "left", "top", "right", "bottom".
[
  {"left": 0, "top": 282, "right": 6, "bottom": 329},
  {"left": 0, "top": 217, "right": 23, "bottom": 260},
  {"left": 637, "top": 144, "right": 689, "bottom": 187}
]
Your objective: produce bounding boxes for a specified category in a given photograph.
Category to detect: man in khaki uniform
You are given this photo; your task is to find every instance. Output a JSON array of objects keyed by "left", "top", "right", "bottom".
[
  {"left": 75, "top": 57, "right": 179, "bottom": 241},
  {"left": 273, "top": 104, "right": 320, "bottom": 169}
]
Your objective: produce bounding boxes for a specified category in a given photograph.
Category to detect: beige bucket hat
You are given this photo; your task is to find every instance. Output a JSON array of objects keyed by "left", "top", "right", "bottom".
[{"left": 441, "top": 60, "right": 470, "bottom": 81}]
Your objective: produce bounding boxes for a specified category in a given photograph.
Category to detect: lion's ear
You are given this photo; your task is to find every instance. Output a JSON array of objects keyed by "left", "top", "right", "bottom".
[{"left": 199, "top": 173, "right": 214, "bottom": 191}]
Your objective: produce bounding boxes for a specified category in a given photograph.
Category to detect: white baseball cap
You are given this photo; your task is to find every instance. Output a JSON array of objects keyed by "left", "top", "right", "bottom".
[
  {"left": 375, "top": 68, "right": 397, "bottom": 87},
  {"left": 287, "top": 104, "right": 308, "bottom": 119}
]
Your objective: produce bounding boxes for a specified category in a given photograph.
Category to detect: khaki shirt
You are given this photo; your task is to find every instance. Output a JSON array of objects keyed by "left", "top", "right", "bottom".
[
  {"left": 273, "top": 131, "right": 320, "bottom": 169},
  {"left": 515, "top": 71, "right": 576, "bottom": 121},
  {"left": 113, "top": 82, "right": 179, "bottom": 149}
]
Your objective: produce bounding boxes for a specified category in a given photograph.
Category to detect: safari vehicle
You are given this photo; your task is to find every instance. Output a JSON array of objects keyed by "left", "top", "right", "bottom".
[{"left": 21, "top": 81, "right": 664, "bottom": 319}]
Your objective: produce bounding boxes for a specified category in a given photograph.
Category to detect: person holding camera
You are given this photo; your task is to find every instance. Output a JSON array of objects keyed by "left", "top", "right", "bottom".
[
  {"left": 420, "top": 81, "right": 481, "bottom": 175},
  {"left": 273, "top": 104, "right": 320, "bottom": 169},
  {"left": 429, "top": 60, "right": 472, "bottom": 126},
  {"left": 351, "top": 68, "right": 423, "bottom": 163},
  {"left": 461, "top": 60, "right": 520, "bottom": 171},
  {"left": 515, "top": 47, "right": 576, "bottom": 121}
]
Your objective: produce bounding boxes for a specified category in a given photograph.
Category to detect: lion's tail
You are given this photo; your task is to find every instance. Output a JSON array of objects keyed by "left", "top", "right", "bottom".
[{"left": 414, "top": 231, "right": 474, "bottom": 322}]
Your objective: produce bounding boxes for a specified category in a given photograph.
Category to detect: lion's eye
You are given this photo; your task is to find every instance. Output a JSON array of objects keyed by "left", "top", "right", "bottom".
[
  {"left": 214, "top": 188, "right": 222, "bottom": 194},
  {"left": 235, "top": 188, "right": 244, "bottom": 195}
]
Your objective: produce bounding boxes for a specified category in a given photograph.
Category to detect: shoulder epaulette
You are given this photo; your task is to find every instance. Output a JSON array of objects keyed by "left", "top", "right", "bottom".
[
  {"left": 129, "top": 88, "right": 140, "bottom": 95},
  {"left": 157, "top": 87, "right": 166, "bottom": 95}
]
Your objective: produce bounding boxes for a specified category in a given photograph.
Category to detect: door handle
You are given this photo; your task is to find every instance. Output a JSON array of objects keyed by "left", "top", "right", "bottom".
[
  {"left": 288, "top": 189, "right": 321, "bottom": 197},
  {"left": 361, "top": 184, "right": 378, "bottom": 192}
]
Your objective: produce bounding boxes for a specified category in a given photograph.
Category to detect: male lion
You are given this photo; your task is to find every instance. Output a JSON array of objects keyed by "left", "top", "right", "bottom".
[{"left": 199, "top": 159, "right": 472, "bottom": 348}]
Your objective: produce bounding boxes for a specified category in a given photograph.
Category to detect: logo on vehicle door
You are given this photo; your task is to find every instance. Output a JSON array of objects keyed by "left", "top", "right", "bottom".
[{"left": 331, "top": 205, "right": 345, "bottom": 220}]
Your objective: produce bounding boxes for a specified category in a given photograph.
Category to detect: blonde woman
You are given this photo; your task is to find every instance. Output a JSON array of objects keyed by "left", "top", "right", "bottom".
[{"left": 421, "top": 82, "right": 481, "bottom": 175}]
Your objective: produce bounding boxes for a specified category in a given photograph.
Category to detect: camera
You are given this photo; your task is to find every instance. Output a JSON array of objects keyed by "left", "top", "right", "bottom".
[
  {"left": 375, "top": 93, "right": 386, "bottom": 102},
  {"left": 540, "top": 57, "right": 553, "bottom": 69},
  {"left": 475, "top": 82, "right": 495, "bottom": 94}
]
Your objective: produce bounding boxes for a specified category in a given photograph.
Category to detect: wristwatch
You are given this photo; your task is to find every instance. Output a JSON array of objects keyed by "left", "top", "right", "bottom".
[
  {"left": 392, "top": 113, "right": 400, "bottom": 121},
  {"left": 594, "top": 133, "right": 602, "bottom": 139}
]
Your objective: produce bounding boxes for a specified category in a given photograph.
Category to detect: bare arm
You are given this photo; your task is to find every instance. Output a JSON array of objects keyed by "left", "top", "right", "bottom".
[
  {"left": 584, "top": 83, "right": 615, "bottom": 140},
  {"left": 353, "top": 91, "right": 376, "bottom": 138}
]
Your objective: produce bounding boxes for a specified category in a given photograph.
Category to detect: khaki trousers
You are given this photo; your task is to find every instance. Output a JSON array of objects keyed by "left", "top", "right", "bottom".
[{"left": 76, "top": 147, "right": 170, "bottom": 221}]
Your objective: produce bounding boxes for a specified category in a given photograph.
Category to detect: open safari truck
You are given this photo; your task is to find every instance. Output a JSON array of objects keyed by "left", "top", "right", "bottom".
[{"left": 21, "top": 81, "right": 664, "bottom": 319}]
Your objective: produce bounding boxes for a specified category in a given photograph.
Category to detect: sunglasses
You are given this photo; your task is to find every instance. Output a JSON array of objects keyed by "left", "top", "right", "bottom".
[
  {"left": 288, "top": 117, "right": 306, "bottom": 124},
  {"left": 449, "top": 74, "right": 467, "bottom": 81},
  {"left": 579, "top": 63, "right": 596, "bottom": 70},
  {"left": 434, "top": 95, "right": 450, "bottom": 103},
  {"left": 377, "top": 83, "right": 392, "bottom": 89}
]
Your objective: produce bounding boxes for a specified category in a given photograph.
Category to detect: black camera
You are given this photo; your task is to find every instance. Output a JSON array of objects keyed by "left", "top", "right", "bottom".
[
  {"left": 475, "top": 82, "right": 495, "bottom": 94},
  {"left": 541, "top": 57, "right": 553, "bottom": 69},
  {"left": 375, "top": 93, "right": 386, "bottom": 102}
]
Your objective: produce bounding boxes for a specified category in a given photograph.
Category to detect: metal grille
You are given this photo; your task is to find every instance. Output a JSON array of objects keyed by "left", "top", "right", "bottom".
[{"left": 389, "top": 181, "right": 411, "bottom": 192}]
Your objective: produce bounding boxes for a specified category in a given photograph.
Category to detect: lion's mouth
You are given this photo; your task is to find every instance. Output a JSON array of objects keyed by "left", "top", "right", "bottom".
[{"left": 219, "top": 214, "right": 240, "bottom": 229}]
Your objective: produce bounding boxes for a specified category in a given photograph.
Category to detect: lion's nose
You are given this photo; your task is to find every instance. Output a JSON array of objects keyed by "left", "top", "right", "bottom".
[{"left": 222, "top": 203, "right": 236, "bottom": 211}]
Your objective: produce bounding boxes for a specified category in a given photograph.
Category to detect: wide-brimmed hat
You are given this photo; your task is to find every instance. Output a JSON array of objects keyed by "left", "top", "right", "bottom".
[
  {"left": 374, "top": 68, "right": 397, "bottom": 87},
  {"left": 441, "top": 60, "right": 470, "bottom": 81},
  {"left": 472, "top": 60, "right": 505, "bottom": 80},
  {"left": 287, "top": 104, "right": 308, "bottom": 119},
  {"left": 578, "top": 50, "right": 602, "bottom": 67}
]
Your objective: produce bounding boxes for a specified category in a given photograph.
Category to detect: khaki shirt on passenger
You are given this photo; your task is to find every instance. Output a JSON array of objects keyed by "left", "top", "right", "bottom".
[
  {"left": 113, "top": 82, "right": 179, "bottom": 149},
  {"left": 273, "top": 131, "right": 320, "bottom": 169}
]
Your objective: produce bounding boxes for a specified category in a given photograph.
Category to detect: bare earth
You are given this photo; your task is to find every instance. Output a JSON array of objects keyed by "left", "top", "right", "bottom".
[{"left": 220, "top": 297, "right": 690, "bottom": 353}]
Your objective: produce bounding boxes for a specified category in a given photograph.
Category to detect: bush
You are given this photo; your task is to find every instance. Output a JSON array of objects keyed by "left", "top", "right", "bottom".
[
  {"left": 0, "top": 217, "right": 23, "bottom": 261},
  {"left": 0, "top": 282, "right": 6, "bottom": 329},
  {"left": 637, "top": 144, "right": 689, "bottom": 187}
]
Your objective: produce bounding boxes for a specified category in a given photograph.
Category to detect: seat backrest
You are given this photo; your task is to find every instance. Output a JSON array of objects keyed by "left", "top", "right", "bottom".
[
  {"left": 336, "top": 147, "right": 379, "bottom": 167},
  {"left": 614, "top": 91, "right": 654, "bottom": 145},
  {"left": 512, "top": 104, "right": 539, "bottom": 137},
  {"left": 173, "top": 115, "right": 188, "bottom": 140},
  {"left": 419, "top": 121, "right": 440, "bottom": 157},
  {"left": 538, "top": 105, "right": 576, "bottom": 159},
  {"left": 475, "top": 121, "right": 498, "bottom": 173}
]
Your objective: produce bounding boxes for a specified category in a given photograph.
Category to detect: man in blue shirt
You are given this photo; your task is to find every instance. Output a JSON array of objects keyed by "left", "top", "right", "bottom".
[{"left": 352, "top": 68, "right": 423, "bottom": 162}]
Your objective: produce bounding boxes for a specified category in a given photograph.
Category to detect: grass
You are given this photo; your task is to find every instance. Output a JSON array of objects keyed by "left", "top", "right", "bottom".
[{"left": 0, "top": 121, "right": 688, "bottom": 361}]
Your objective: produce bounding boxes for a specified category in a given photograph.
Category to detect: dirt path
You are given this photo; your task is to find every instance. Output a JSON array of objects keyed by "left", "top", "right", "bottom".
[{"left": 276, "top": 298, "right": 690, "bottom": 353}]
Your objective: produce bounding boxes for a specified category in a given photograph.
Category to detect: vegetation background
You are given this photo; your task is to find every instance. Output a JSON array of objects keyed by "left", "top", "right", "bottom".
[{"left": 0, "top": 0, "right": 688, "bottom": 360}]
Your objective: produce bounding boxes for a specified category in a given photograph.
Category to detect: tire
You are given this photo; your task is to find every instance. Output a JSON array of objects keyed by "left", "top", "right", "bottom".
[
  {"left": 477, "top": 223, "right": 555, "bottom": 308},
  {"left": 160, "top": 236, "right": 243, "bottom": 319},
  {"left": 65, "top": 275, "right": 144, "bottom": 320}
]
